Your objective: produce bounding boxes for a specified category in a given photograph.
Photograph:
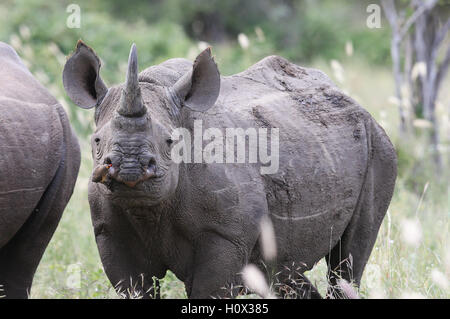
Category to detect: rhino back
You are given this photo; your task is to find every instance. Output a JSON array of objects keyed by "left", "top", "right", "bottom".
[
  {"left": 0, "top": 42, "right": 58, "bottom": 105},
  {"left": 191, "top": 56, "right": 376, "bottom": 264},
  {"left": 0, "top": 98, "right": 64, "bottom": 247},
  {"left": 138, "top": 58, "right": 192, "bottom": 86},
  {"left": 0, "top": 43, "right": 66, "bottom": 247}
]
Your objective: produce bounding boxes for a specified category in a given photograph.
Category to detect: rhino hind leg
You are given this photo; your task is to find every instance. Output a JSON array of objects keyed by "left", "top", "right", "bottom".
[
  {"left": 0, "top": 114, "right": 80, "bottom": 298},
  {"left": 0, "top": 154, "right": 77, "bottom": 298},
  {"left": 324, "top": 188, "right": 384, "bottom": 299},
  {"left": 324, "top": 120, "right": 397, "bottom": 299}
]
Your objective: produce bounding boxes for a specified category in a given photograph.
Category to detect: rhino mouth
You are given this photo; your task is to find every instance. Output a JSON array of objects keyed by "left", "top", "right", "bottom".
[
  {"left": 91, "top": 161, "right": 160, "bottom": 188},
  {"left": 95, "top": 165, "right": 168, "bottom": 206}
]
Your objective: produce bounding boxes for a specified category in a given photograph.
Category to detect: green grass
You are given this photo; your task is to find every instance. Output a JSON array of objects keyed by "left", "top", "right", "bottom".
[{"left": 29, "top": 57, "right": 449, "bottom": 299}]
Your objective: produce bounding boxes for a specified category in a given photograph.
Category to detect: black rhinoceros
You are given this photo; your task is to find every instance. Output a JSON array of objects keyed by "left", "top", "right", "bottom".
[
  {"left": 0, "top": 42, "right": 80, "bottom": 298},
  {"left": 62, "top": 41, "right": 396, "bottom": 299}
]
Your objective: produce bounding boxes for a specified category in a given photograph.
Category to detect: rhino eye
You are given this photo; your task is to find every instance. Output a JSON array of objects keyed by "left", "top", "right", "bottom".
[
  {"left": 166, "top": 138, "right": 173, "bottom": 145},
  {"left": 94, "top": 137, "right": 103, "bottom": 159}
]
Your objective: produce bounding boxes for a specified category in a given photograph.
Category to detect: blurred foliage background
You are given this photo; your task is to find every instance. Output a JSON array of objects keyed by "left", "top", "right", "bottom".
[
  {"left": 0, "top": 0, "right": 448, "bottom": 298},
  {"left": 0, "top": 0, "right": 399, "bottom": 136}
]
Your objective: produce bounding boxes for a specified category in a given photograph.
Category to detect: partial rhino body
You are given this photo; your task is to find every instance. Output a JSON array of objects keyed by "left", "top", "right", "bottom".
[
  {"left": 63, "top": 41, "right": 396, "bottom": 298},
  {"left": 0, "top": 42, "right": 80, "bottom": 298}
]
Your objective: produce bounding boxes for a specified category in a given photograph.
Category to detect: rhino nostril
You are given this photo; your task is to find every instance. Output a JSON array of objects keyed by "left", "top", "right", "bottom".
[
  {"left": 148, "top": 157, "right": 156, "bottom": 167},
  {"left": 145, "top": 156, "right": 157, "bottom": 179},
  {"left": 104, "top": 156, "right": 112, "bottom": 165}
]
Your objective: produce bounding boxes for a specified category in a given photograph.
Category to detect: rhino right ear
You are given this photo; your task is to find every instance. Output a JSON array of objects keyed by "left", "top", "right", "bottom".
[
  {"left": 63, "top": 40, "right": 108, "bottom": 109},
  {"left": 172, "top": 47, "right": 220, "bottom": 112}
]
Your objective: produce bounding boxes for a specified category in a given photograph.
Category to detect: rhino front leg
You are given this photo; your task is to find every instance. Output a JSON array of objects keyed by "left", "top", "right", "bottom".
[
  {"left": 274, "top": 272, "right": 322, "bottom": 299},
  {"left": 187, "top": 232, "right": 248, "bottom": 299},
  {"left": 94, "top": 229, "right": 161, "bottom": 299},
  {"left": 91, "top": 200, "right": 163, "bottom": 299}
]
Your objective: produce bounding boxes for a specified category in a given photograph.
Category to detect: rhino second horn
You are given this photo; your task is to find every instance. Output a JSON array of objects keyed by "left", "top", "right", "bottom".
[{"left": 117, "top": 43, "right": 146, "bottom": 117}]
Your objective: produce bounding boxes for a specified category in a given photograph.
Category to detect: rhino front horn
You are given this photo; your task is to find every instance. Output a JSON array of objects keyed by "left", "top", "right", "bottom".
[{"left": 117, "top": 43, "right": 146, "bottom": 117}]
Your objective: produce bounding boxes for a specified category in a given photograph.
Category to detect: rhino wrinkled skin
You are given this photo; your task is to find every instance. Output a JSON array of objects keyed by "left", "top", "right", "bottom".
[
  {"left": 0, "top": 42, "right": 80, "bottom": 298},
  {"left": 63, "top": 41, "right": 397, "bottom": 298}
]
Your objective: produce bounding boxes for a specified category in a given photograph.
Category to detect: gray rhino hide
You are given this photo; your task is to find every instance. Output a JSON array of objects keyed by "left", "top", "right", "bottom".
[
  {"left": 0, "top": 42, "right": 81, "bottom": 298},
  {"left": 82, "top": 51, "right": 396, "bottom": 298}
]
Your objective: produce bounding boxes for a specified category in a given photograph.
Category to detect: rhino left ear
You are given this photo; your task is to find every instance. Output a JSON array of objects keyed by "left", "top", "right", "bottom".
[{"left": 172, "top": 47, "right": 220, "bottom": 112}]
